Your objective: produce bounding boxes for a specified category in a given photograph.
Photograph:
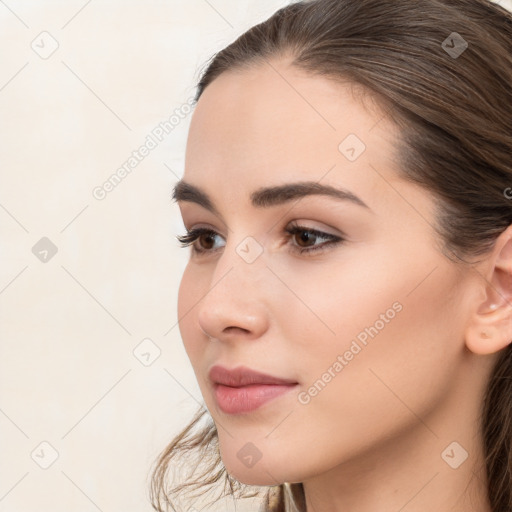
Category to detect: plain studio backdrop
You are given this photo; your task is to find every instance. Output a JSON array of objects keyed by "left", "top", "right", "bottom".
[{"left": 1, "top": 1, "right": 511, "bottom": 511}]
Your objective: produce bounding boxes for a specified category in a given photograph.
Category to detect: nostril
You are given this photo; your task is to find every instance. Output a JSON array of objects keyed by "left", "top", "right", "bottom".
[{"left": 223, "top": 326, "right": 252, "bottom": 337}]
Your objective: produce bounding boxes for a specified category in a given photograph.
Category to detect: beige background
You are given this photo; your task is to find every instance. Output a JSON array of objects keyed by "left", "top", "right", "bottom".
[{"left": 1, "top": 1, "right": 510, "bottom": 511}]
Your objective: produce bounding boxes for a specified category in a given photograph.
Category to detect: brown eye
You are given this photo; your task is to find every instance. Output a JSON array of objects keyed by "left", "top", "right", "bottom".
[
  {"left": 285, "top": 224, "right": 344, "bottom": 255},
  {"left": 177, "top": 224, "right": 344, "bottom": 257},
  {"left": 198, "top": 232, "right": 216, "bottom": 250},
  {"left": 176, "top": 228, "right": 225, "bottom": 254},
  {"left": 294, "top": 230, "right": 318, "bottom": 248}
]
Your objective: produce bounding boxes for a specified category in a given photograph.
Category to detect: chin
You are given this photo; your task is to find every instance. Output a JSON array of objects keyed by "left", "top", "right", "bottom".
[{"left": 221, "top": 452, "right": 293, "bottom": 487}]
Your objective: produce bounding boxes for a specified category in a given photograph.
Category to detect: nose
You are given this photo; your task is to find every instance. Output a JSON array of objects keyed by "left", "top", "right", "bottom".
[{"left": 197, "top": 244, "right": 270, "bottom": 343}]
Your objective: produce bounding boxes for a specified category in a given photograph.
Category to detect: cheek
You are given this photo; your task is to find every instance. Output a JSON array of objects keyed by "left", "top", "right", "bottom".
[
  {"left": 271, "top": 250, "right": 408, "bottom": 349},
  {"left": 268, "top": 254, "right": 467, "bottom": 450},
  {"left": 319, "top": 284, "right": 458, "bottom": 401},
  {"left": 281, "top": 244, "right": 463, "bottom": 365}
]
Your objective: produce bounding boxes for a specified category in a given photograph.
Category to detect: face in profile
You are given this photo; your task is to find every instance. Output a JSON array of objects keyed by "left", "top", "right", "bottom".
[{"left": 174, "top": 58, "right": 498, "bottom": 499}]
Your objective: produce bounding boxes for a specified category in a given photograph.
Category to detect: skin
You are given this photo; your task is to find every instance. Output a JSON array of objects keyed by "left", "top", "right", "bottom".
[{"left": 175, "top": 57, "right": 512, "bottom": 512}]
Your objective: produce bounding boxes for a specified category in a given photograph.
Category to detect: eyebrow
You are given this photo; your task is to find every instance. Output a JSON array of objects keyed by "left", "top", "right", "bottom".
[{"left": 171, "top": 179, "right": 371, "bottom": 214}]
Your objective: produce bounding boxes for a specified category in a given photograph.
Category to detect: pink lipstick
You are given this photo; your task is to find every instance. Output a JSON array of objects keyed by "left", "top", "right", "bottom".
[{"left": 209, "top": 364, "right": 298, "bottom": 414}]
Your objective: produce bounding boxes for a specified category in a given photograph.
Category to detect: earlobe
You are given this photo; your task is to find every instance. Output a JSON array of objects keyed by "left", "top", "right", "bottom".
[
  {"left": 466, "top": 322, "right": 509, "bottom": 355},
  {"left": 465, "top": 226, "right": 512, "bottom": 356},
  {"left": 466, "top": 296, "right": 512, "bottom": 355}
]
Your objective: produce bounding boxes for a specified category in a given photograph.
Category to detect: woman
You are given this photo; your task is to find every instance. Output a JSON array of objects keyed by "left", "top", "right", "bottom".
[{"left": 150, "top": 0, "right": 512, "bottom": 510}]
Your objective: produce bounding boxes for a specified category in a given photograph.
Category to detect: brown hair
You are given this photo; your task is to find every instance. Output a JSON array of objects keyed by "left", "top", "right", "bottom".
[{"left": 150, "top": 0, "right": 512, "bottom": 510}]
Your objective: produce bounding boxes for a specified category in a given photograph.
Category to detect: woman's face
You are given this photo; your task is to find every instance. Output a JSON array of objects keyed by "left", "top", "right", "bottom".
[{"left": 174, "top": 59, "right": 484, "bottom": 486}]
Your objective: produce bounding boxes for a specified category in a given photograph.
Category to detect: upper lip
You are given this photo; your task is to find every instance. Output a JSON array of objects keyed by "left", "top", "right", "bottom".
[{"left": 209, "top": 364, "right": 298, "bottom": 387}]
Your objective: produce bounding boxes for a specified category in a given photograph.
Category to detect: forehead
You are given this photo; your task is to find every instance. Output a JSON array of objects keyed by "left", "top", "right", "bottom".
[
  {"left": 184, "top": 58, "right": 404, "bottom": 203},
  {"left": 187, "top": 59, "right": 399, "bottom": 159}
]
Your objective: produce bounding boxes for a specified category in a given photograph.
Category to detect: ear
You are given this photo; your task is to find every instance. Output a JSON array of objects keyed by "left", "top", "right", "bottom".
[{"left": 465, "top": 224, "right": 512, "bottom": 355}]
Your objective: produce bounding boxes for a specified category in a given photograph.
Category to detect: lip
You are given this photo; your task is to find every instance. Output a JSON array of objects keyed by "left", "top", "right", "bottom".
[
  {"left": 209, "top": 364, "right": 299, "bottom": 414},
  {"left": 209, "top": 364, "right": 298, "bottom": 387}
]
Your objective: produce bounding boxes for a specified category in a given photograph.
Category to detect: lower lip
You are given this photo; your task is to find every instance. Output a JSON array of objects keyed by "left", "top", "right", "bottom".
[{"left": 213, "top": 383, "right": 298, "bottom": 414}]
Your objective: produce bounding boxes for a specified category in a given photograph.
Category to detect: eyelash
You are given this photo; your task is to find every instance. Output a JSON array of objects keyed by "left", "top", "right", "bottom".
[{"left": 176, "top": 223, "right": 344, "bottom": 256}]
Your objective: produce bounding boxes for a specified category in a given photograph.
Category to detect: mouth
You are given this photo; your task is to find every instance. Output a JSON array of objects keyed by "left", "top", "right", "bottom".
[
  {"left": 213, "top": 383, "right": 298, "bottom": 414},
  {"left": 208, "top": 364, "right": 299, "bottom": 414}
]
